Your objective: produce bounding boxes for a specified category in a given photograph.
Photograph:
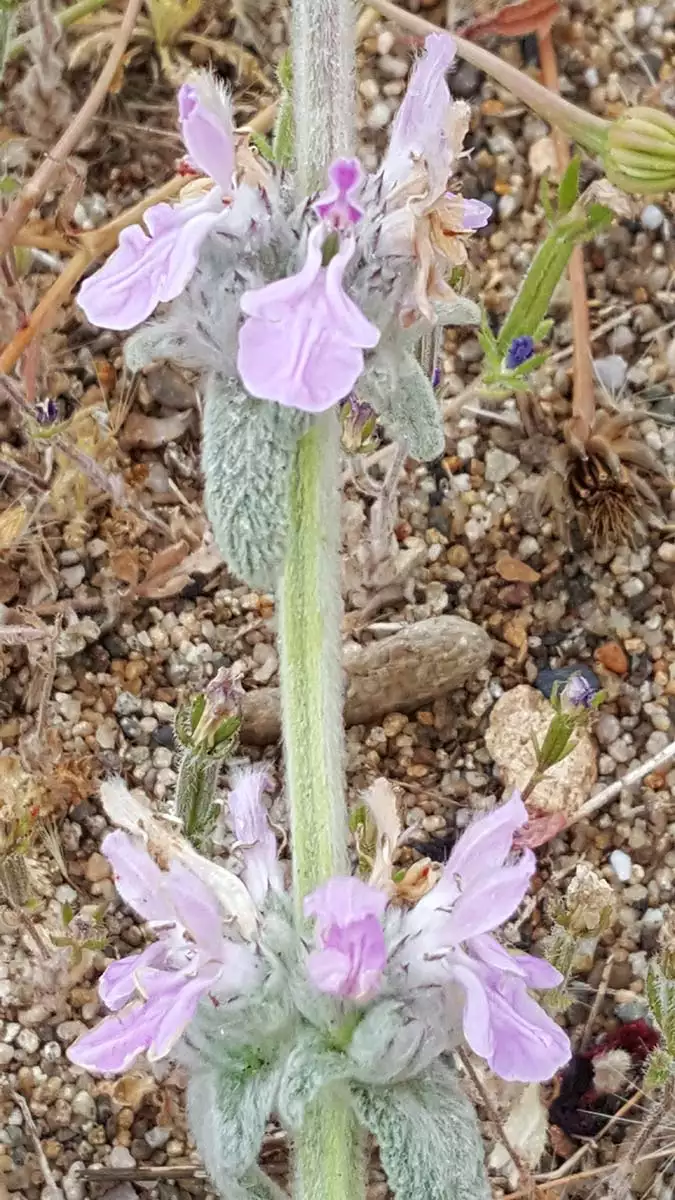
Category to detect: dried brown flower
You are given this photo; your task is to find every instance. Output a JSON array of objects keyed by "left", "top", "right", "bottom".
[{"left": 535, "top": 411, "right": 664, "bottom": 550}]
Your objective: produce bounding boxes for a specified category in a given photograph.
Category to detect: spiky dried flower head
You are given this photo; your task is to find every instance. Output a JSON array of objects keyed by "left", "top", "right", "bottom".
[{"left": 535, "top": 410, "right": 665, "bottom": 551}]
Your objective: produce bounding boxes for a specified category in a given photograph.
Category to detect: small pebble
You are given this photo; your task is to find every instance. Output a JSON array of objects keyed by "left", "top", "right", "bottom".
[
  {"left": 609, "top": 849, "right": 632, "bottom": 883},
  {"left": 641, "top": 203, "right": 664, "bottom": 231}
]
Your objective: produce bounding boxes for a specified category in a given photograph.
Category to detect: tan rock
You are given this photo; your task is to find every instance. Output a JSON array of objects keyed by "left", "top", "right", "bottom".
[{"left": 485, "top": 684, "right": 597, "bottom": 818}]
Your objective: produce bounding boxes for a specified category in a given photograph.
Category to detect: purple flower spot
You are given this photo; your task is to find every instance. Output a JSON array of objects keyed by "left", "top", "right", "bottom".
[{"left": 506, "top": 335, "right": 536, "bottom": 370}]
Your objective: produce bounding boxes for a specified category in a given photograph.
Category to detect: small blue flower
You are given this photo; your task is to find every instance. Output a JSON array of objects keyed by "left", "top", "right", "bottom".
[
  {"left": 506, "top": 335, "right": 536, "bottom": 370},
  {"left": 562, "top": 673, "right": 597, "bottom": 711}
]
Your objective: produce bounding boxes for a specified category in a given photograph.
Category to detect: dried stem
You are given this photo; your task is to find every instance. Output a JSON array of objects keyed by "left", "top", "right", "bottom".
[
  {"left": 538, "top": 25, "right": 595, "bottom": 447},
  {"left": 9, "top": 0, "right": 109, "bottom": 60},
  {"left": 571, "top": 737, "right": 675, "bottom": 825},
  {"left": 0, "top": 105, "right": 277, "bottom": 376},
  {"left": 458, "top": 1050, "right": 538, "bottom": 1195},
  {"left": 0, "top": 0, "right": 145, "bottom": 260},
  {"left": 365, "top": 0, "right": 609, "bottom": 152}
]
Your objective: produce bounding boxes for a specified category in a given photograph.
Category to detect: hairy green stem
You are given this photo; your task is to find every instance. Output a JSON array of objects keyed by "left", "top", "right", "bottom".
[
  {"left": 280, "top": 415, "right": 365, "bottom": 1200},
  {"left": 281, "top": 2, "right": 364, "bottom": 1198}
]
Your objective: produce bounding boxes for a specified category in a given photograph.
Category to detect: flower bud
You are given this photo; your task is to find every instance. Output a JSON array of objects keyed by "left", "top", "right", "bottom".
[
  {"left": 340, "top": 396, "right": 379, "bottom": 455},
  {"left": 175, "top": 665, "right": 243, "bottom": 756},
  {"left": 604, "top": 107, "right": 675, "bottom": 195}
]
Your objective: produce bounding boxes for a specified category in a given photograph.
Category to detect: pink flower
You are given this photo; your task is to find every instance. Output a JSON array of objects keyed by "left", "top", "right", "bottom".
[
  {"left": 378, "top": 33, "right": 490, "bottom": 322},
  {"left": 304, "top": 876, "right": 387, "bottom": 1001},
  {"left": 237, "top": 226, "right": 379, "bottom": 412},
  {"left": 77, "top": 74, "right": 235, "bottom": 331},
  {"left": 383, "top": 32, "right": 461, "bottom": 200},
  {"left": 67, "top": 832, "right": 257, "bottom": 1073},
  {"left": 400, "top": 792, "right": 571, "bottom": 1082},
  {"left": 78, "top": 192, "right": 225, "bottom": 330},
  {"left": 228, "top": 767, "right": 283, "bottom": 908},
  {"left": 314, "top": 158, "right": 364, "bottom": 229},
  {"left": 178, "top": 77, "right": 235, "bottom": 192}
]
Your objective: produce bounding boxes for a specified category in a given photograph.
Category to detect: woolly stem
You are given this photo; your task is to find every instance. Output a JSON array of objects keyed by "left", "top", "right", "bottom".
[
  {"left": 280, "top": 416, "right": 365, "bottom": 1200},
  {"left": 280, "top": 3, "right": 364, "bottom": 1200}
]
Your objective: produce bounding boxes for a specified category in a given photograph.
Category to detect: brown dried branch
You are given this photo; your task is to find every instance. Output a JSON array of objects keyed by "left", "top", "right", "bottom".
[
  {"left": 537, "top": 27, "right": 596, "bottom": 448},
  {"left": 0, "top": 103, "right": 277, "bottom": 377},
  {"left": 0, "top": 0, "right": 145, "bottom": 260}
]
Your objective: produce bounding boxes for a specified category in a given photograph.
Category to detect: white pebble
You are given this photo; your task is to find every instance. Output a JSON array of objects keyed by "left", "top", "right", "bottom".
[
  {"left": 636, "top": 4, "right": 655, "bottom": 28},
  {"left": 610, "top": 849, "right": 633, "bottom": 882},
  {"left": 658, "top": 542, "right": 675, "bottom": 563},
  {"left": 367, "top": 101, "right": 391, "bottom": 130},
  {"left": 17, "top": 1028, "right": 40, "bottom": 1053},
  {"left": 642, "top": 203, "right": 664, "bottom": 231},
  {"left": 484, "top": 448, "right": 519, "bottom": 484}
]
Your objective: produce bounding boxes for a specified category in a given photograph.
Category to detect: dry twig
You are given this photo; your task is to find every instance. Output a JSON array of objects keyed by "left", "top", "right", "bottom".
[{"left": 0, "top": 0, "right": 145, "bottom": 259}]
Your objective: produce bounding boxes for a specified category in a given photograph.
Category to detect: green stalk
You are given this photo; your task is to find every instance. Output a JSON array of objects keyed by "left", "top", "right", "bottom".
[
  {"left": 280, "top": 416, "right": 349, "bottom": 903},
  {"left": 279, "top": 1, "right": 365, "bottom": 1198}
]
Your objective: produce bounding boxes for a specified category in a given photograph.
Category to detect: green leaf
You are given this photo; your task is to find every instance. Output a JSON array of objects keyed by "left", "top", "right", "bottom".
[
  {"left": 187, "top": 1057, "right": 281, "bottom": 1197},
  {"left": 277, "top": 1029, "right": 352, "bottom": 1131},
  {"left": 350, "top": 1060, "right": 489, "bottom": 1200},
  {"left": 539, "top": 173, "right": 554, "bottom": 222},
  {"left": 644, "top": 1047, "right": 673, "bottom": 1090},
  {"left": 379, "top": 352, "right": 444, "bottom": 462},
  {"left": 61, "top": 900, "right": 74, "bottom": 927},
  {"left": 534, "top": 317, "right": 554, "bottom": 340},
  {"left": 558, "top": 156, "right": 581, "bottom": 216}
]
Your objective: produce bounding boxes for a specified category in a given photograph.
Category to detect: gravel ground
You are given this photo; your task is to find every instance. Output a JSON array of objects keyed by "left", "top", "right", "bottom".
[{"left": 2, "top": 0, "right": 675, "bottom": 1195}]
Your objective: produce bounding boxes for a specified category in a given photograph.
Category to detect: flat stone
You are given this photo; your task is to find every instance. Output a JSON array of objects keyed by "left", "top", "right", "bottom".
[
  {"left": 241, "top": 616, "right": 492, "bottom": 744},
  {"left": 485, "top": 685, "right": 597, "bottom": 818},
  {"left": 484, "top": 448, "right": 520, "bottom": 484},
  {"left": 609, "top": 849, "right": 632, "bottom": 883}
]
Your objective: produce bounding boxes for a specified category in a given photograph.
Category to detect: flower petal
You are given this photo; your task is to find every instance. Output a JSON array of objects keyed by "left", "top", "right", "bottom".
[
  {"left": 237, "top": 227, "right": 379, "bottom": 413},
  {"left": 324, "top": 238, "right": 381, "bottom": 348},
  {"left": 512, "top": 953, "right": 563, "bottom": 990},
  {"left": 485, "top": 976, "right": 571, "bottom": 1083},
  {"left": 102, "top": 830, "right": 172, "bottom": 924},
  {"left": 66, "top": 1001, "right": 157, "bottom": 1074},
  {"left": 448, "top": 851, "right": 535, "bottom": 941},
  {"left": 308, "top": 914, "right": 387, "bottom": 1001},
  {"left": 446, "top": 791, "right": 528, "bottom": 885},
  {"left": 446, "top": 961, "right": 494, "bottom": 1060},
  {"left": 78, "top": 192, "right": 224, "bottom": 331},
  {"left": 304, "top": 875, "right": 387, "bottom": 934},
  {"left": 149, "top": 973, "right": 210, "bottom": 1060},
  {"left": 178, "top": 77, "right": 235, "bottom": 193},
  {"left": 239, "top": 227, "right": 323, "bottom": 321},
  {"left": 386, "top": 33, "right": 457, "bottom": 168},
  {"left": 228, "top": 767, "right": 282, "bottom": 909},
  {"left": 461, "top": 197, "right": 493, "bottom": 229},
  {"left": 99, "top": 942, "right": 167, "bottom": 1011},
  {"left": 166, "top": 860, "right": 226, "bottom": 959}
]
